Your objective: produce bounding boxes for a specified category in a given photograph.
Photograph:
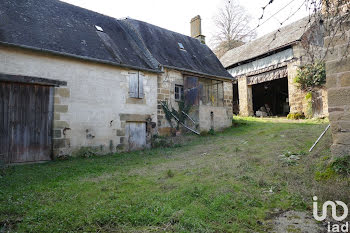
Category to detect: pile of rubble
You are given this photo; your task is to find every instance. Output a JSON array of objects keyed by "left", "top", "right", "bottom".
[{"left": 256, "top": 104, "right": 272, "bottom": 117}]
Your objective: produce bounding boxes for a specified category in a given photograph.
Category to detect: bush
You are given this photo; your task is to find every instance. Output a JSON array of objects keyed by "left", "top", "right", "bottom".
[
  {"left": 294, "top": 61, "right": 326, "bottom": 91},
  {"left": 287, "top": 112, "right": 305, "bottom": 120}
]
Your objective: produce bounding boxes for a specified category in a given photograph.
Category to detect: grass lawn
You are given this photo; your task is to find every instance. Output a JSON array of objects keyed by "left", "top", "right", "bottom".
[{"left": 1, "top": 117, "right": 349, "bottom": 232}]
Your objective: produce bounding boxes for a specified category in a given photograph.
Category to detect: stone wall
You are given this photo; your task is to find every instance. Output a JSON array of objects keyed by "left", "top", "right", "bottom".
[
  {"left": 198, "top": 81, "right": 233, "bottom": 131},
  {"left": 157, "top": 69, "right": 184, "bottom": 135},
  {"left": 288, "top": 44, "right": 329, "bottom": 117},
  {"left": 157, "top": 68, "right": 233, "bottom": 134},
  {"left": 237, "top": 76, "right": 253, "bottom": 116},
  {"left": 0, "top": 46, "right": 158, "bottom": 157},
  {"left": 325, "top": 20, "right": 350, "bottom": 157}
]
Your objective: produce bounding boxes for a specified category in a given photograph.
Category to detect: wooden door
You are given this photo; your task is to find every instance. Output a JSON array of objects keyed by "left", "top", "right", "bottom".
[
  {"left": 0, "top": 82, "right": 53, "bottom": 164},
  {"left": 126, "top": 122, "right": 146, "bottom": 151}
]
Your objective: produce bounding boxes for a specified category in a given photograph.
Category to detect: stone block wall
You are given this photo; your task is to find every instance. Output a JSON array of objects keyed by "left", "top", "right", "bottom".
[
  {"left": 325, "top": 20, "right": 350, "bottom": 157},
  {"left": 157, "top": 68, "right": 233, "bottom": 134},
  {"left": 198, "top": 81, "right": 233, "bottom": 131},
  {"left": 237, "top": 76, "right": 253, "bottom": 116},
  {"left": 288, "top": 44, "right": 329, "bottom": 117},
  {"left": 157, "top": 69, "right": 183, "bottom": 135},
  {"left": 52, "top": 87, "right": 71, "bottom": 156}
]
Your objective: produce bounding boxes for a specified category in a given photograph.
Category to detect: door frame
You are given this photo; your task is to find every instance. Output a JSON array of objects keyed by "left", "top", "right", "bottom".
[{"left": 0, "top": 73, "right": 66, "bottom": 164}]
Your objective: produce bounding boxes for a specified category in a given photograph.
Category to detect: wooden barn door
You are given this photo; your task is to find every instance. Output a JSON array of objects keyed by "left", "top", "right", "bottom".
[{"left": 0, "top": 82, "right": 53, "bottom": 163}]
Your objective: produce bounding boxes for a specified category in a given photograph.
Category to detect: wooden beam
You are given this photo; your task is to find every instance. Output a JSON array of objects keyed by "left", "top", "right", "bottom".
[{"left": 0, "top": 73, "right": 67, "bottom": 86}]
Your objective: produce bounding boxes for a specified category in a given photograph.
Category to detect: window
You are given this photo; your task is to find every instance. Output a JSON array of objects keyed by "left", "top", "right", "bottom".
[
  {"left": 95, "top": 25, "right": 103, "bottom": 32},
  {"left": 175, "top": 85, "right": 184, "bottom": 101},
  {"left": 178, "top": 42, "right": 185, "bottom": 50},
  {"left": 129, "top": 72, "right": 144, "bottom": 98}
]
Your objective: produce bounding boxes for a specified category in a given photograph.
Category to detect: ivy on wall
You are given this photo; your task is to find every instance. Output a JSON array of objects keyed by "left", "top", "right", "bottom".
[{"left": 294, "top": 61, "right": 326, "bottom": 91}]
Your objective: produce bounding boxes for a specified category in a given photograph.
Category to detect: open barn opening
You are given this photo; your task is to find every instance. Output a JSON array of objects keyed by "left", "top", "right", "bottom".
[{"left": 252, "top": 77, "right": 289, "bottom": 117}]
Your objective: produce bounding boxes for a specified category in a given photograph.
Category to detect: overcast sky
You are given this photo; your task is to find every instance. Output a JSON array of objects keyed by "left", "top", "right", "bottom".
[{"left": 61, "top": 0, "right": 310, "bottom": 49}]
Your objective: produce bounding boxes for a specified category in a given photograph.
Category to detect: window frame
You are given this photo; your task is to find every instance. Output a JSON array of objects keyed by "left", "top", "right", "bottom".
[
  {"left": 174, "top": 84, "right": 184, "bottom": 102},
  {"left": 129, "top": 71, "right": 144, "bottom": 99}
]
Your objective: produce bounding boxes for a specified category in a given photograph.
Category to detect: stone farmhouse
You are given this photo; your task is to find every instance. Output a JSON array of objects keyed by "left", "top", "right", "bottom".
[
  {"left": 221, "top": 17, "right": 328, "bottom": 118},
  {"left": 0, "top": 0, "right": 232, "bottom": 163}
]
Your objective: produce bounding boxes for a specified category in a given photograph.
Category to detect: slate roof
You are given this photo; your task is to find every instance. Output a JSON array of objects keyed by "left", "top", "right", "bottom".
[
  {"left": 121, "top": 19, "right": 232, "bottom": 79},
  {"left": 220, "top": 17, "right": 312, "bottom": 69},
  {"left": 0, "top": 0, "right": 232, "bottom": 79},
  {"left": 0, "top": 0, "right": 156, "bottom": 72}
]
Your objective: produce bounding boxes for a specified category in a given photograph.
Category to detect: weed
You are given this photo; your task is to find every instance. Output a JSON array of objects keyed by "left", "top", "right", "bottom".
[
  {"left": 152, "top": 135, "right": 171, "bottom": 148},
  {"left": 73, "top": 147, "right": 98, "bottom": 158},
  {"left": 208, "top": 129, "right": 215, "bottom": 135},
  {"left": 330, "top": 155, "right": 350, "bottom": 175},
  {"left": 287, "top": 113, "right": 305, "bottom": 120},
  {"left": 200, "top": 130, "right": 216, "bottom": 136},
  {"left": 166, "top": 169, "right": 175, "bottom": 178},
  {"left": 315, "top": 167, "right": 336, "bottom": 181}
]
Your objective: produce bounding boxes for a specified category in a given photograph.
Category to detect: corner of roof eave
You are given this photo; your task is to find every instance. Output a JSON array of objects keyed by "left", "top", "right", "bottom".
[
  {"left": 225, "top": 41, "right": 301, "bottom": 70},
  {"left": 0, "top": 41, "right": 163, "bottom": 74}
]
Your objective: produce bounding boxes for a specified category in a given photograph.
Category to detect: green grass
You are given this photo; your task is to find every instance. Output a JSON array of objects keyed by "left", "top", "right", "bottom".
[{"left": 1, "top": 117, "right": 349, "bottom": 232}]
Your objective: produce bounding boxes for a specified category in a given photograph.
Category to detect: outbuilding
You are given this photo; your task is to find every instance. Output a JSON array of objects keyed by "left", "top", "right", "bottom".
[{"left": 221, "top": 17, "right": 328, "bottom": 118}]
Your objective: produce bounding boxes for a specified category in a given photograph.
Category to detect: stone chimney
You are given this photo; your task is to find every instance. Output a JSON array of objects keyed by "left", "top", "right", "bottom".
[{"left": 190, "top": 15, "right": 206, "bottom": 44}]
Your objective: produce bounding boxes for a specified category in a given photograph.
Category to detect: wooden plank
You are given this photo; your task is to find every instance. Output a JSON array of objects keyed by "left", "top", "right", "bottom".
[
  {"left": 7, "top": 83, "right": 52, "bottom": 163},
  {"left": 129, "top": 72, "right": 139, "bottom": 98},
  {"left": 138, "top": 73, "right": 144, "bottom": 98},
  {"left": 0, "top": 73, "right": 67, "bottom": 86},
  {"left": 0, "top": 82, "right": 11, "bottom": 163},
  {"left": 126, "top": 122, "right": 146, "bottom": 151}
]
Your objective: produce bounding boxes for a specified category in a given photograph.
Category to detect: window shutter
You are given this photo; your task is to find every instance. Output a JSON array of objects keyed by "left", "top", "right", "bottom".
[
  {"left": 129, "top": 73, "right": 138, "bottom": 98},
  {"left": 138, "top": 73, "right": 144, "bottom": 98}
]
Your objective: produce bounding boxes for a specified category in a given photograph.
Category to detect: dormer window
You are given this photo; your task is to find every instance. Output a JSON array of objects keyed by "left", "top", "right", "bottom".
[
  {"left": 95, "top": 25, "right": 103, "bottom": 32},
  {"left": 178, "top": 42, "right": 185, "bottom": 50}
]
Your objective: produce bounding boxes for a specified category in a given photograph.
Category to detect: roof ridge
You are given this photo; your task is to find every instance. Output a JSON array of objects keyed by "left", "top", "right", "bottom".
[{"left": 124, "top": 17, "right": 205, "bottom": 45}]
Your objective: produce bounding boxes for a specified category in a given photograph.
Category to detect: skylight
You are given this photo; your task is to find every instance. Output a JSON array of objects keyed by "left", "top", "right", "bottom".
[
  {"left": 95, "top": 25, "right": 103, "bottom": 32},
  {"left": 178, "top": 42, "right": 185, "bottom": 50}
]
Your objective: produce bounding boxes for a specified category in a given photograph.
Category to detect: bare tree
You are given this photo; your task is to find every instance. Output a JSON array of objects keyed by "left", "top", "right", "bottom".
[{"left": 212, "top": 0, "right": 257, "bottom": 58}]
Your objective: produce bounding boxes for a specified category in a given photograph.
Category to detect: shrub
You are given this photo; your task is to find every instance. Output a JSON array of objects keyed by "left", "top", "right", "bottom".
[
  {"left": 294, "top": 61, "right": 326, "bottom": 91},
  {"left": 287, "top": 112, "right": 305, "bottom": 120}
]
